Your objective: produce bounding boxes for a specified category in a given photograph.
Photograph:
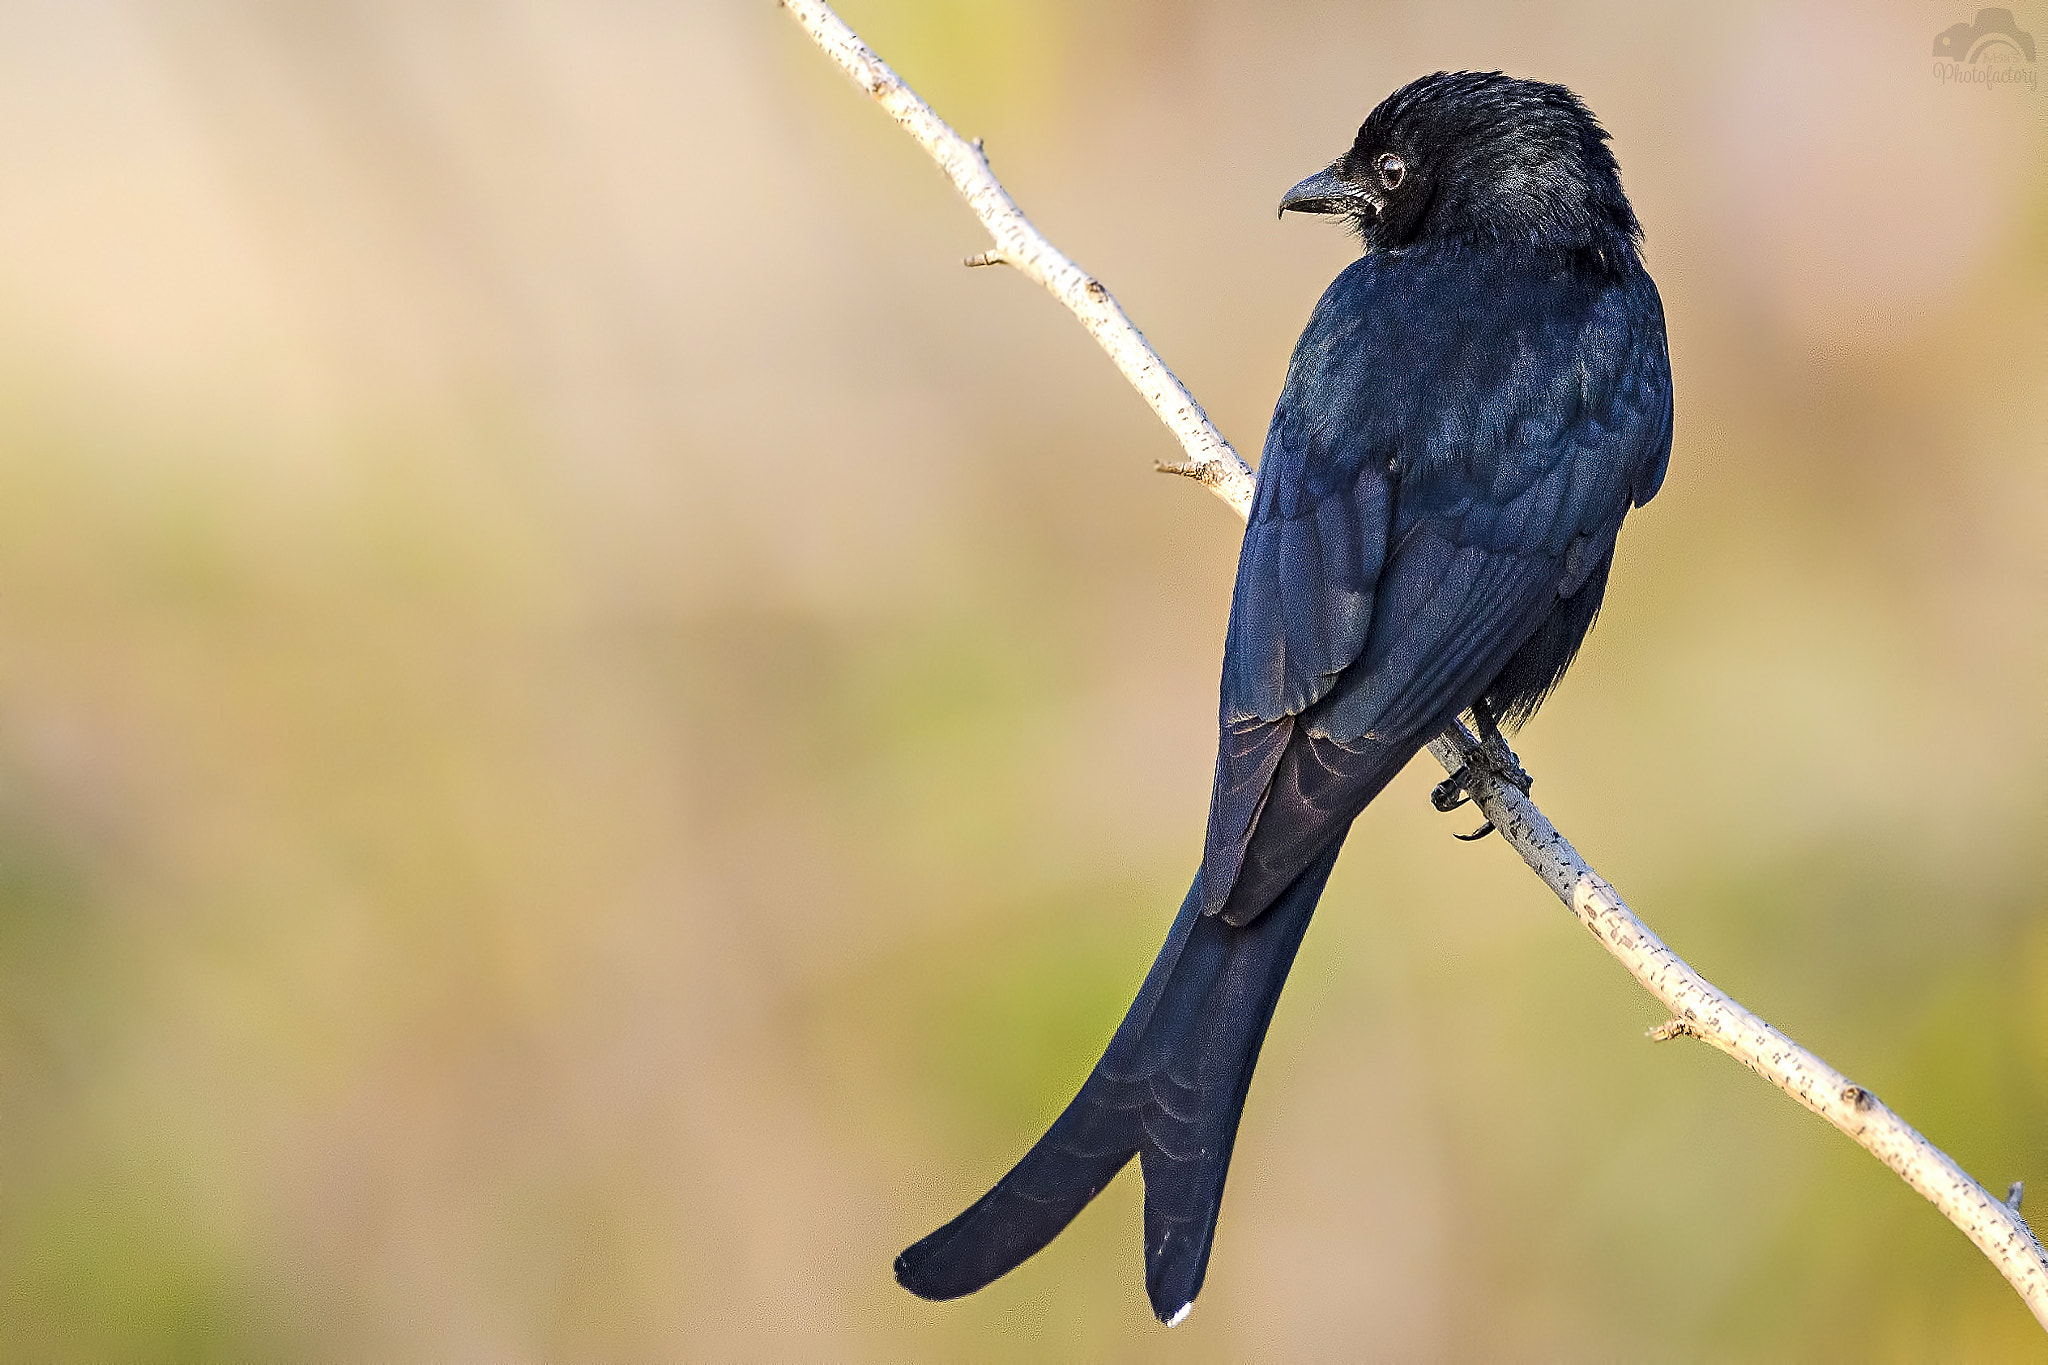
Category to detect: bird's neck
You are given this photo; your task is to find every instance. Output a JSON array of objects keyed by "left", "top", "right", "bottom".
[{"left": 1383, "top": 229, "right": 1641, "bottom": 279}]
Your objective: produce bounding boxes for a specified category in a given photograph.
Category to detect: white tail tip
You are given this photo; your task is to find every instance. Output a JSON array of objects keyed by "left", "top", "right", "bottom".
[{"left": 1166, "top": 1303, "right": 1193, "bottom": 1328}]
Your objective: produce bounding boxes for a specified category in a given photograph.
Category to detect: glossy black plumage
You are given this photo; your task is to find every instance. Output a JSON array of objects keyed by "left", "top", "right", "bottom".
[{"left": 897, "top": 71, "right": 1673, "bottom": 1326}]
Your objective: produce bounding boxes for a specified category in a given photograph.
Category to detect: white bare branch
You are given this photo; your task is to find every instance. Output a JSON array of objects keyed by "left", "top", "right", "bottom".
[
  {"left": 1424, "top": 725, "right": 2048, "bottom": 1328},
  {"left": 778, "top": 0, "right": 1254, "bottom": 516},
  {"left": 778, "top": 0, "right": 2048, "bottom": 1332}
]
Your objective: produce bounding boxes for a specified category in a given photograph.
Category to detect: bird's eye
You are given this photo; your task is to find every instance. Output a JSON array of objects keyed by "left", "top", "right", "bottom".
[{"left": 1376, "top": 153, "right": 1406, "bottom": 190}]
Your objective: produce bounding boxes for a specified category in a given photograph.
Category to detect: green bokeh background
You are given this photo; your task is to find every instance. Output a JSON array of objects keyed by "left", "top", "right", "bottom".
[{"left": 0, "top": 0, "right": 2043, "bottom": 1357}]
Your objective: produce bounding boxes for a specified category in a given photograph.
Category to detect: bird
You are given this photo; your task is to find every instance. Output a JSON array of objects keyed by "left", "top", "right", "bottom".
[{"left": 894, "top": 70, "right": 1673, "bottom": 1327}]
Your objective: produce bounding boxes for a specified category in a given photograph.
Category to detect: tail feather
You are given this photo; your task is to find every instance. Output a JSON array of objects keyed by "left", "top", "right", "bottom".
[{"left": 895, "top": 837, "right": 1347, "bottom": 1324}]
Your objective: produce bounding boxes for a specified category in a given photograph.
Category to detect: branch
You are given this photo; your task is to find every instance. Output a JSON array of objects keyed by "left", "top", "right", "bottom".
[
  {"left": 1423, "top": 727, "right": 2048, "bottom": 1327},
  {"left": 777, "top": 0, "right": 1253, "bottom": 517},
  {"left": 779, "top": 0, "right": 2048, "bottom": 1332}
]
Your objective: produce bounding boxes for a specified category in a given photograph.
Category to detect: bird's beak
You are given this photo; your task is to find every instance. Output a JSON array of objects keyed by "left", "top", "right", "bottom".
[{"left": 1279, "top": 166, "right": 1377, "bottom": 220}]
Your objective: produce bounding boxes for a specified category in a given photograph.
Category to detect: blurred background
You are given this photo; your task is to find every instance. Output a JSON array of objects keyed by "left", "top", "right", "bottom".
[{"left": 0, "top": 0, "right": 2042, "bottom": 1357}]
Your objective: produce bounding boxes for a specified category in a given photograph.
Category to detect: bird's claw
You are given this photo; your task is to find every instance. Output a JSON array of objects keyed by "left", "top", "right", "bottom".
[{"left": 1430, "top": 768, "right": 1496, "bottom": 839}]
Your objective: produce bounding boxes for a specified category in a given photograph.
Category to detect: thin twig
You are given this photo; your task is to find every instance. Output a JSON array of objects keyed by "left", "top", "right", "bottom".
[
  {"left": 1423, "top": 726, "right": 2048, "bottom": 1326},
  {"left": 778, "top": 0, "right": 2048, "bottom": 1331},
  {"left": 778, "top": 0, "right": 1253, "bottom": 516}
]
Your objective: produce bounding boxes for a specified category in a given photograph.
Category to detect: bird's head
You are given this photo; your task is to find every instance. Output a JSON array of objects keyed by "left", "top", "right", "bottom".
[{"left": 1281, "top": 72, "right": 1641, "bottom": 263}]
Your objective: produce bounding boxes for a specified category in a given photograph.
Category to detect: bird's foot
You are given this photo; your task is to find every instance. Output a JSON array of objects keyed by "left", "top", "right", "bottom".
[
  {"left": 1467, "top": 701, "right": 1534, "bottom": 796},
  {"left": 1431, "top": 721, "right": 1534, "bottom": 842},
  {"left": 1475, "top": 733, "right": 1534, "bottom": 797}
]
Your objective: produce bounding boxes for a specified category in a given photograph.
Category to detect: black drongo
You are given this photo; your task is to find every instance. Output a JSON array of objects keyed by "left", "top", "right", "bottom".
[{"left": 895, "top": 71, "right": 1673, "bottom": 1326}]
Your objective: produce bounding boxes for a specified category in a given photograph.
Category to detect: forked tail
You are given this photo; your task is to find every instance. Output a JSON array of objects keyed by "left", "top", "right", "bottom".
[{"left": 894, "top": 839, "right": 1345, "bottom": 1325}]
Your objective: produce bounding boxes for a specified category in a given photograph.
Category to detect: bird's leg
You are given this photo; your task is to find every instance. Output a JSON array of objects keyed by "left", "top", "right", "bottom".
[
  {"left": 1432, "top": 699, "right": 1535, "bottom": 841},
  {"left": 1469, "top": 698, "right": 1534, "bottom": 796}
]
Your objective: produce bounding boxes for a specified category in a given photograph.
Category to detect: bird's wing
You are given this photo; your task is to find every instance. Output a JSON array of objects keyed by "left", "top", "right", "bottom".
[
  {"left": 1196, "top": 264, "right": 1401, "bottom": 913},
  {"left": 1199, "top": 392, "right": 1391, "bottom": 905},
  {"left": 1203, "top": 259, "right": 1671, "bottom": 923}
]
